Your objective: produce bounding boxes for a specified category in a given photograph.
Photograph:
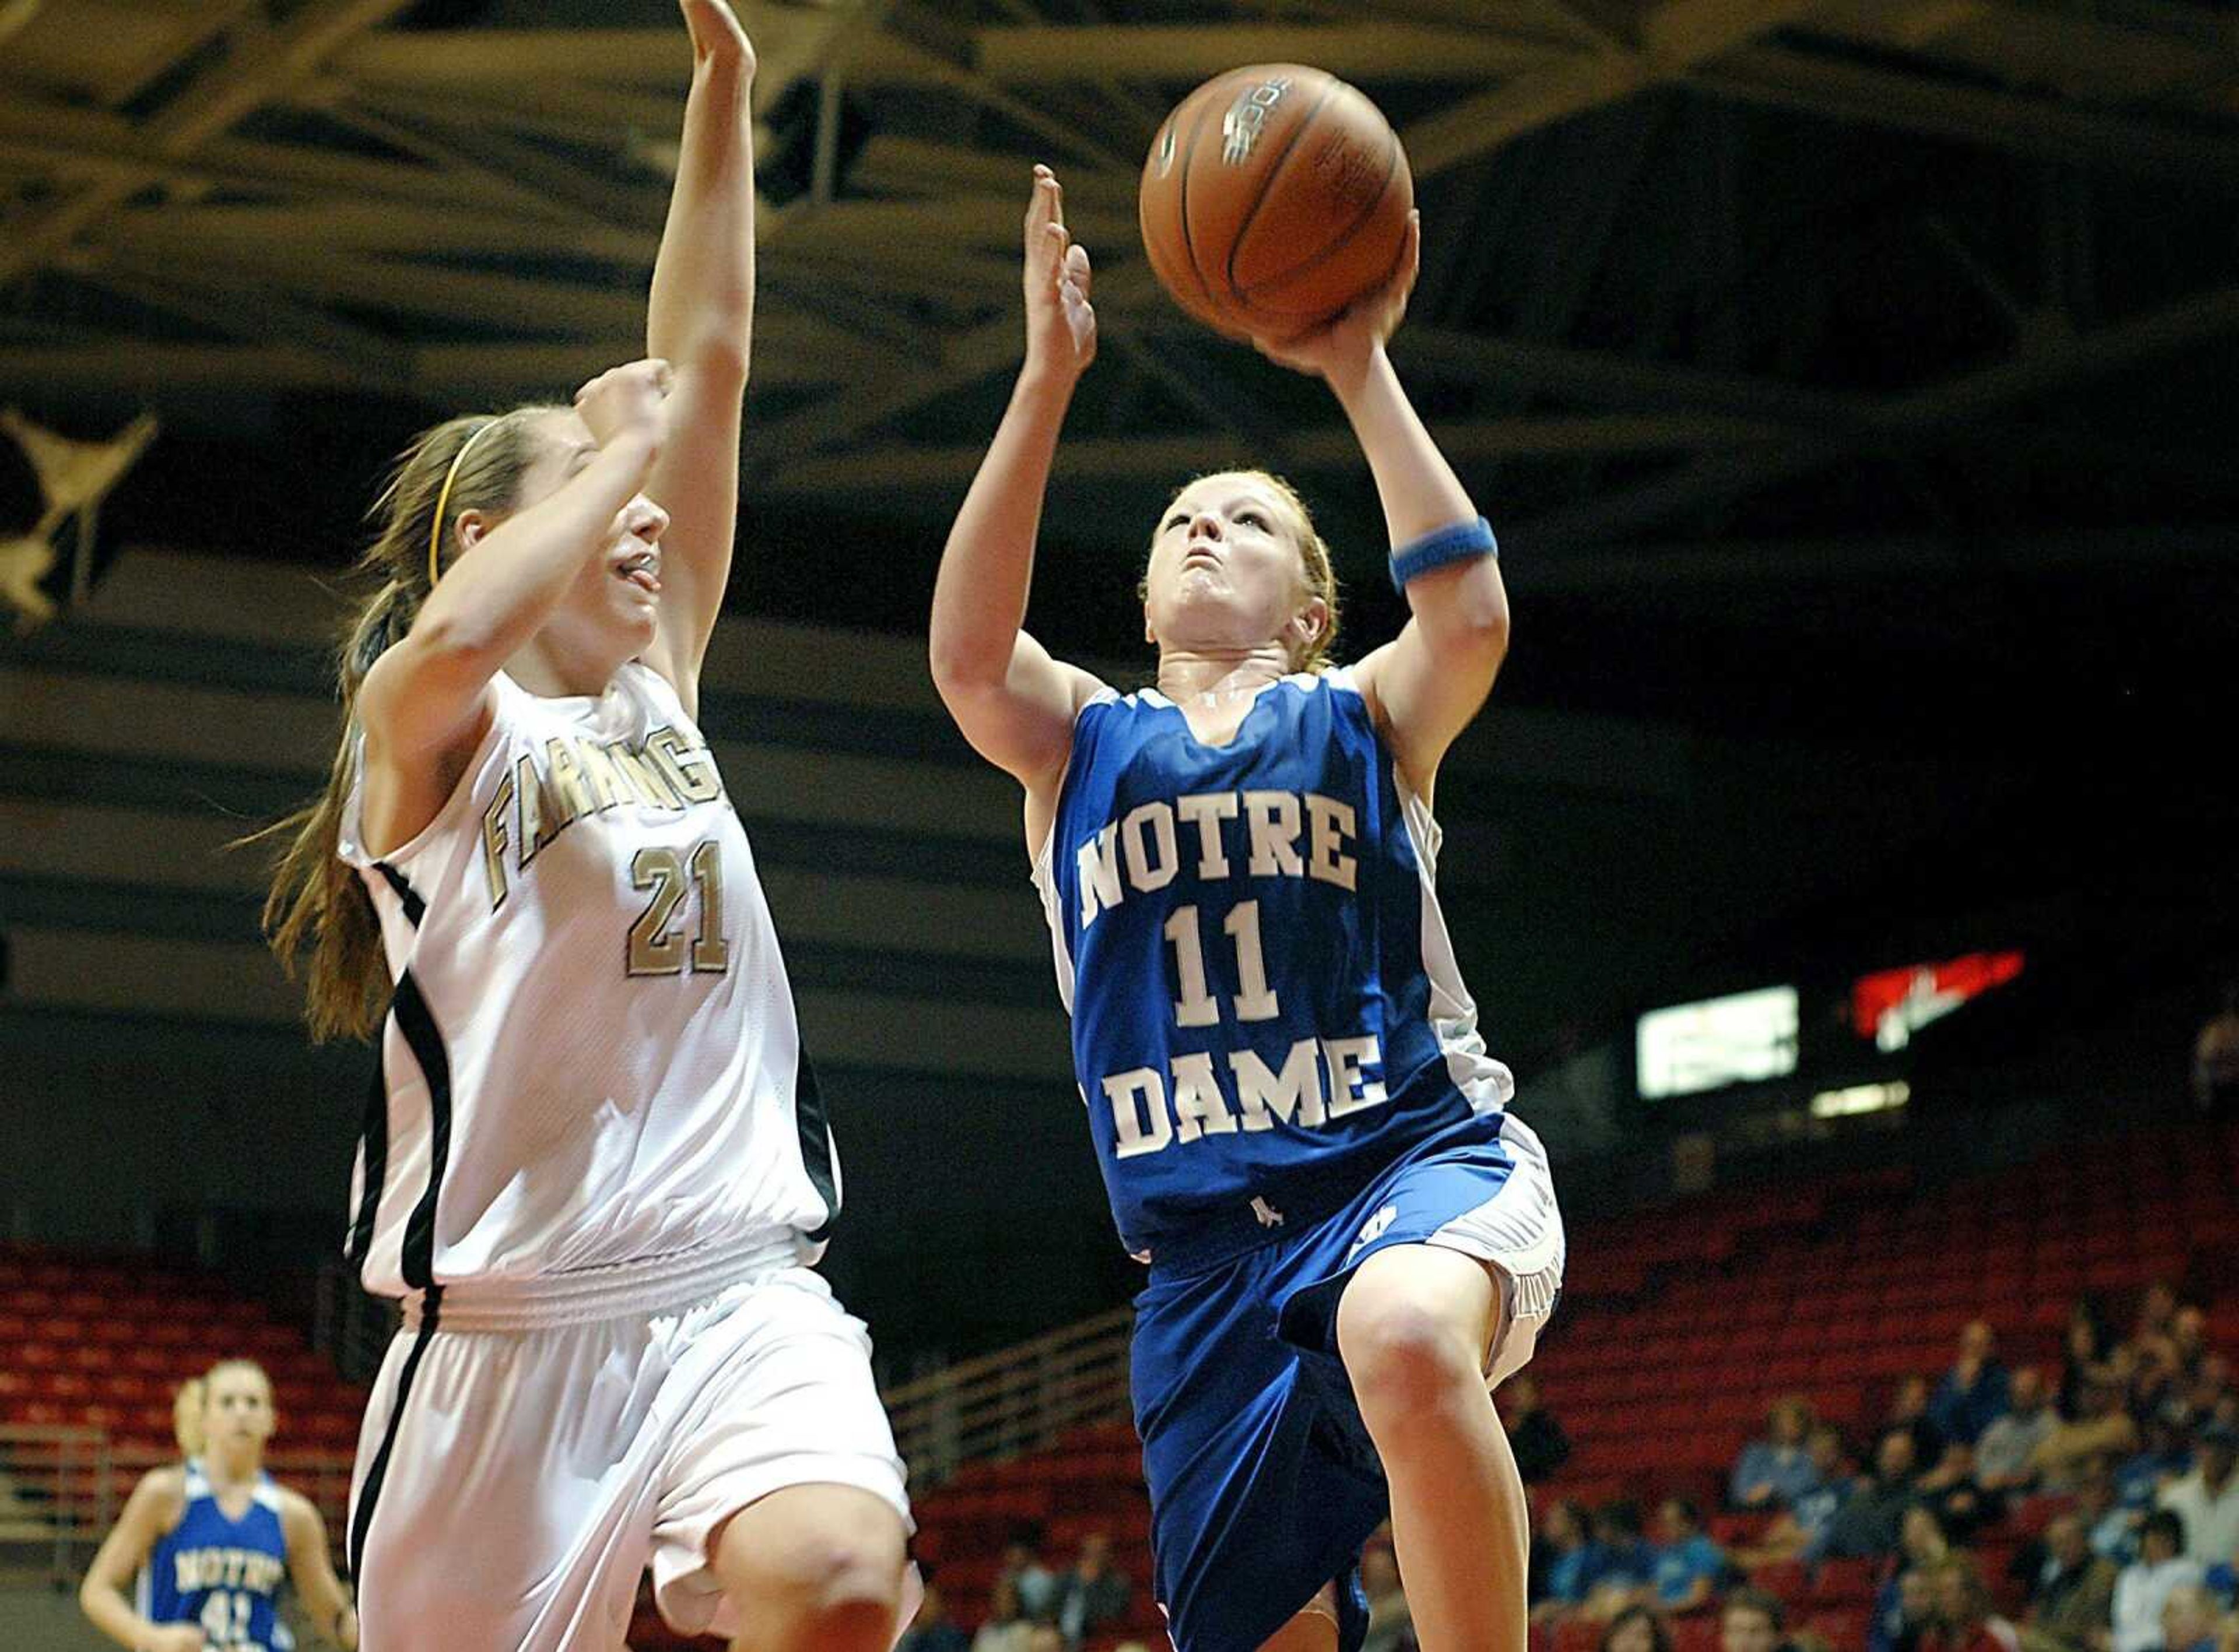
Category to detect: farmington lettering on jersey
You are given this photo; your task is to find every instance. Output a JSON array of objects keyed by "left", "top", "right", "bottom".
[
  {"left": 171, "top": 1545, "right": 285, "bottom": 1596},
  {"left": 1102, "top": 1033, "right": 1387, "bottom": 1158},
  {"left": 480, "top": 725, "right": 726, "bottom": 908},
  {"left": 1075, "top": 789, "right": 1357, "bottom": 929}
]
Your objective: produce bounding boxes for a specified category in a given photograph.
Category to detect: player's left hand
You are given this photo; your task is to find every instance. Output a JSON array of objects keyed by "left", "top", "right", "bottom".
[
  {"left": 680, "top": 0, "right": 755, "bottom": 79},
  {"left": 1252, "top": 210, "right": 1420, "bottom": 392}
]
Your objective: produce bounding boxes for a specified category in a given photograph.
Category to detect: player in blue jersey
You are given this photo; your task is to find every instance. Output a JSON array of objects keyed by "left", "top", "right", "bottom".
[
  {"left": 81, "top": 1360, "right": 357, "bottom": 1651},
  {"left": 929, "top": 168, "right": 1564, "bottom": 1652}
]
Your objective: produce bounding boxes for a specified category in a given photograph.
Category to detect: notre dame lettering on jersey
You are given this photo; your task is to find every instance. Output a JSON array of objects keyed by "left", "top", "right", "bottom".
[
  {"left": 140, "top": 1466, "right": 293, "bottom": 1650},
  {"left": 338, "top": 663, "right": 840, "bottom": 1305},
  {"left": 1032, "top": 670, "right": 1513, "bottom": 1263}
]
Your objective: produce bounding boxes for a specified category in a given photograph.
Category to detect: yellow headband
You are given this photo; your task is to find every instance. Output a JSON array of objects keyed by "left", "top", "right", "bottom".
[{"left": 427, "top": 417, "right": 503, "bottom": 589}]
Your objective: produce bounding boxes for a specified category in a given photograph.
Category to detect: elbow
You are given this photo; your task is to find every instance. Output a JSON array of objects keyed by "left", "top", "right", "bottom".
[{"left": 928, "top": 634, "right": 998, "bottom": 702}]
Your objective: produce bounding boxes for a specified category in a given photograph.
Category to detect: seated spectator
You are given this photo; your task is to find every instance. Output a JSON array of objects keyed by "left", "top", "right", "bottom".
[
  {"left": 2114, "top": 1512, "right": 2207, "bottom": 1652},
  {"left": 1585, "top": 1504, "right": 1659, "bottom": 1619},
  {"left": 898, "top": 1583, "right": 971, "bottom": 1652},
  {"left": 1980, "top": 1368, "right": 2059, "bottom": 1495},
  {"left": 2035, "top": 1378, "right": 2143, "bottom": 1491},
  {"left": 1733, "top": 1397, "right": 1822, "bottom": 1511},
  {"left": 1601, "top": 1604, "right": 1676, "bottom": 1652},
  {"left": 1873, "top": 1565, "right": 1940, "bottom": 1652},
  {"left": 1361, "top": 1540, "right": 1415, "bottom": 1652},
  {"left": 1054, "top": 1531, "right": 1129, "bottom": 1649},
  {"left": 2170, "top": 1311, "right": 2209, "bottom": 1387},
  {"left": 999, "top": 1527, "right": 1060, "bottom": 1622},
  {"left": 1921, "top": 1555, "right": 2021, "bottom": 1652},
  {"left": 2063, "top": 1300, "right": 2119, "bottom": 1422},
  {"left": 2195, "top": 982, "right": 2239, "bottom": 1112},
  {"left": 1932, "top": 1323, "right": 2015, "bottom": 1448},
  {"left": 1918, "top": 1441, "right": 2002, "bottom": 1543},
  {"left": 2133, "top": 1286, "right": 2183, "bottom": 1361},
  {"left": 1650, "top": 1498, "right": 1726, "bottom": 1614},
  {"left": 2163, "top": 1584, "right": 2223, "bottom": 1652},
  {"left": 1504, "top": 1373, "right": 1573, "bottom": 1485},
  {"left": 2173, "top": 1355, "right": 2233, "bottom": 1436},
  {"left": 1820, "top": 1429, "right": 1921, "bottom": 1562},
  {"left": 1738, "top": 1426, "right": 1855, "bottom": 1567},
  {"left": 2123, "top": 1415, "right": 2199, "bottom": 1510},
  {"left": 1873, "top": 1509, "right": 1954, "bottom": 1652},
  {"left": 2161, "top": 1424, "right": 2239, "bottom": 1569},
  {"left": 2079, "top": 1453, "right": 2149, "bottom": 1564},
  {"left": 2018, "top": 1512, "right": 2120, "bottom": 1652},
  {"left": 1536, "top": 1500, "right": 1611, "bottom": 1620},
  {"left": 1892, "top": 1376, "right": 1951, "bottom": 1469},
  {"left": 971, "top": 1577, "right": 1036, "bottom": 1652},
  {"left": 1721, "top": 1589, "right": 1786, "bottom": 1652}
]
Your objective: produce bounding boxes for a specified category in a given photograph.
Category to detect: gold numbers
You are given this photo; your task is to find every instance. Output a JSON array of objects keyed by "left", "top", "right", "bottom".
[{"left": 627, "top": 839, "right": 730, "bottom": 977}]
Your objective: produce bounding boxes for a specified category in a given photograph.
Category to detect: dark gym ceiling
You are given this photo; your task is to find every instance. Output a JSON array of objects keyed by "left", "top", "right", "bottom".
[{"left": 4, "top": 0, "right": 2237, "bottom": 1021}]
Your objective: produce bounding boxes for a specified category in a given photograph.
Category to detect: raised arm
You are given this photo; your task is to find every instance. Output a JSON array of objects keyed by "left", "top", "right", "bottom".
[
  {"left": 280, "top": 1491, "right": 358, "bottom": 1649},
  {"left": 929, "top": 167, "right": 1108, "bottom": 825},
  {"left": 80, "top": 1470, "right": 201, "bottom": 1652},
  {"left": 640, "top": 0, "right": 756, "bottom": 711},
  {"left": 356, "top": 362, "right": 669, "bottom": 851},
  {"left": 1258, "top": 215, "right": 1510, "bottom": 803}
]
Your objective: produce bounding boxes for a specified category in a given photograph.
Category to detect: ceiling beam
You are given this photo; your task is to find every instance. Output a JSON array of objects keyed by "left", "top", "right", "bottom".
[
  {"left": 757, "top": 412, "right": 1802, "bottom": 495},
  {"left": 0, "top": 0, "right": 424, "bottom": 287},
  {"left": 1697, "top": 41, "right": 2239, "bottom": 187}
]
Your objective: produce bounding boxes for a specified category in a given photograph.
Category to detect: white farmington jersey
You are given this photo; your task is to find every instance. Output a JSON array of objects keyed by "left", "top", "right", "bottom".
[{"left": 337, "top": 662, "right": 838, "bottom": 1313}]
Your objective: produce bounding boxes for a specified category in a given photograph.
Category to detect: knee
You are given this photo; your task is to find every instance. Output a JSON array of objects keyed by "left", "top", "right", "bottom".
[
  {"left": 1338, "top": 1291, "right": 1485, "bottom": 1428},
  {"left": 718, "top": 1513, "right": 906, "bottom": 1644}
]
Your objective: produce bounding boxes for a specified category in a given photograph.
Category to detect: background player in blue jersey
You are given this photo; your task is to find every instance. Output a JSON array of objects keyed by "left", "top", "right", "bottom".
[
  {"left": 80, "top": 1359, "right": 357, "bottom": 1651},
  {"left": 930, "top": 167, "right": 1565, "bottom": 1652}
]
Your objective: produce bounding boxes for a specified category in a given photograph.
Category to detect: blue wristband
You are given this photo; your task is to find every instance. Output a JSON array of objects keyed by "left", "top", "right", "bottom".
[{"left": 1388, "top": 515, "right": 1497, "bottom": 591}]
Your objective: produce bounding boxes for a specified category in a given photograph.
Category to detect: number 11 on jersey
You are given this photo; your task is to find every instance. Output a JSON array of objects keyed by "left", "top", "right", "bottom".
[{"left": 1163, "top": 900, "right": 1279, "bottom": 1027}]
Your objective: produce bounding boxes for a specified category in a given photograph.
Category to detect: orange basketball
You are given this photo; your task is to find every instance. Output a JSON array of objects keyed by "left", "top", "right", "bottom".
[{"left": 1139, "top": 64, "right": 1413, "bottom": 340}]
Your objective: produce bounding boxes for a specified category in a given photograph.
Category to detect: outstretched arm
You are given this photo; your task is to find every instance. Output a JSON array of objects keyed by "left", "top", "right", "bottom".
[
  {"left": 1258, "top": 215, "right": 1510, "bottom": 803},
  {"left": 280, "top": 1492, "right": 358, "bottom": 1649},
  {"left": 642, "top": 0, "right": 756, "bottom": 713},
  {"left": 929, "top": 167, "right": 1107, "bottom": 821}
]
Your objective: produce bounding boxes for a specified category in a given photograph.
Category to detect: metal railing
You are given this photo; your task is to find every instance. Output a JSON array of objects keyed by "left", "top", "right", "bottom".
[
  {"left": 0, "top": 1424, "right": 112, "bottom": 1583},
  {"left": 882, "top": 1308, "right": 1135, "bottom": 1488},
  {"left": 0, "top": 1429, "right": 355, "bottom": 1587}
]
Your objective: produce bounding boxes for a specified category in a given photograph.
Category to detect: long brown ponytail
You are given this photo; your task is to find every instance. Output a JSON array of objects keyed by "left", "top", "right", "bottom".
[{"left": 247, "top": 409, "right": 544, "bottom": 1042}]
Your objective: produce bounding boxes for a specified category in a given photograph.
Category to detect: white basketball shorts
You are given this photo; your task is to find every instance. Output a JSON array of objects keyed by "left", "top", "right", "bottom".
[{"left": 347, "top": 1257, "right": 911, "bottom": 1651}]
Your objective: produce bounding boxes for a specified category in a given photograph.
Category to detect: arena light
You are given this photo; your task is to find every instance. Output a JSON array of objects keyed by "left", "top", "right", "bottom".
[
  {"left": 1810, "top": 1081, "right": 1911, "bottom": 1119},
  {"left": 1637, "top": 985, "right": 1799, "bottom": 1099}
]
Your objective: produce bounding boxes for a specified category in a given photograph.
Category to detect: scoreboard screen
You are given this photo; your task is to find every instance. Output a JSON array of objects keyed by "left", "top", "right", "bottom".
[{"left": 1637, "top": 986, "right": 1799, "bottom": 1099}]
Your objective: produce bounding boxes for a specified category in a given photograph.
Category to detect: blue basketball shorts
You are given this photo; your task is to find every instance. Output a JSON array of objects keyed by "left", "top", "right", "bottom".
[{"left": 1128, "top": 1112, "right": 1563, "bottom": 1652}]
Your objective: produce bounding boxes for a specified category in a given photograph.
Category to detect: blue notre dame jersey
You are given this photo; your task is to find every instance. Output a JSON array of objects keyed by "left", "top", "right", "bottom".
[
  {"left": 1032, "top": 669, "right": 1515, "bottom": 1266},
  {"left": 141, "top": 1463, "right": 294, "bottom": 1650}
]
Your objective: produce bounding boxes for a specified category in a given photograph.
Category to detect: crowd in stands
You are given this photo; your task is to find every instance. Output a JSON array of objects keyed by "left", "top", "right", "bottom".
[
  {"left": 894, "top": 1285, "right": 2235, "bottom": 1652},
  {"left": 899, "top": 1528, "right": 1142, "bottom": 1652},
  {"left": 1519, "top": 1290, "right": 2239, "bottom": 1652}
]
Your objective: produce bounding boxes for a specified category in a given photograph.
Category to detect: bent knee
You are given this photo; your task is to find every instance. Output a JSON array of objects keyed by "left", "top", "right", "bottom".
[
  {"left": 715, "top": 1501, "right": 907, "bottom": 1617},
  {"left": 1338, "top": 1292, "right": 1486, "bottom": 1418}
]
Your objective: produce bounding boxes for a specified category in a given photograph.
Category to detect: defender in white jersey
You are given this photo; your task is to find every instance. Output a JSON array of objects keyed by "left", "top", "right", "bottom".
[
  {"left": 931, "top": 171, "right": 1557, "bottom": 1652},
  {"left": 252, "top": 7, "right": 910, "bottom": 1649}
]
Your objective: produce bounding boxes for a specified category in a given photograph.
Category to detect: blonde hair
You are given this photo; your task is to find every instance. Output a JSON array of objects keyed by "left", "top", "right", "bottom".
[
  {"left": 243, "top": 409, "right": 546, "bottom": 1042},
  {"left": 174, "top": 1358, "right": 274, "bottom": 1457},
  {"left": 171, "top": 1377, "right": 206, "bottom": 1457},
  {"left": 1145, "top": 469, "right": 1342, "bottom": 672}
]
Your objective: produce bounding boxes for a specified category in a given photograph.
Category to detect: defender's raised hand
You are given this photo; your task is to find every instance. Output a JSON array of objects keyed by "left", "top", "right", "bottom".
[{"left": 1024, "top": 165, "right": 1097, "bottom": 380}]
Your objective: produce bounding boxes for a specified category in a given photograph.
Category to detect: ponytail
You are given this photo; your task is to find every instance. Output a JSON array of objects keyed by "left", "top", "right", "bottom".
[{"left": 242, "top": 410, "right": 543, "bottom": 1041}]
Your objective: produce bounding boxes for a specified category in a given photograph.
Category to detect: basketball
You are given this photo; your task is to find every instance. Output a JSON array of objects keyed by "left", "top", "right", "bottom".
[{"left": 1139, "top": 64, "right": 1413, "bottom": 340}]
